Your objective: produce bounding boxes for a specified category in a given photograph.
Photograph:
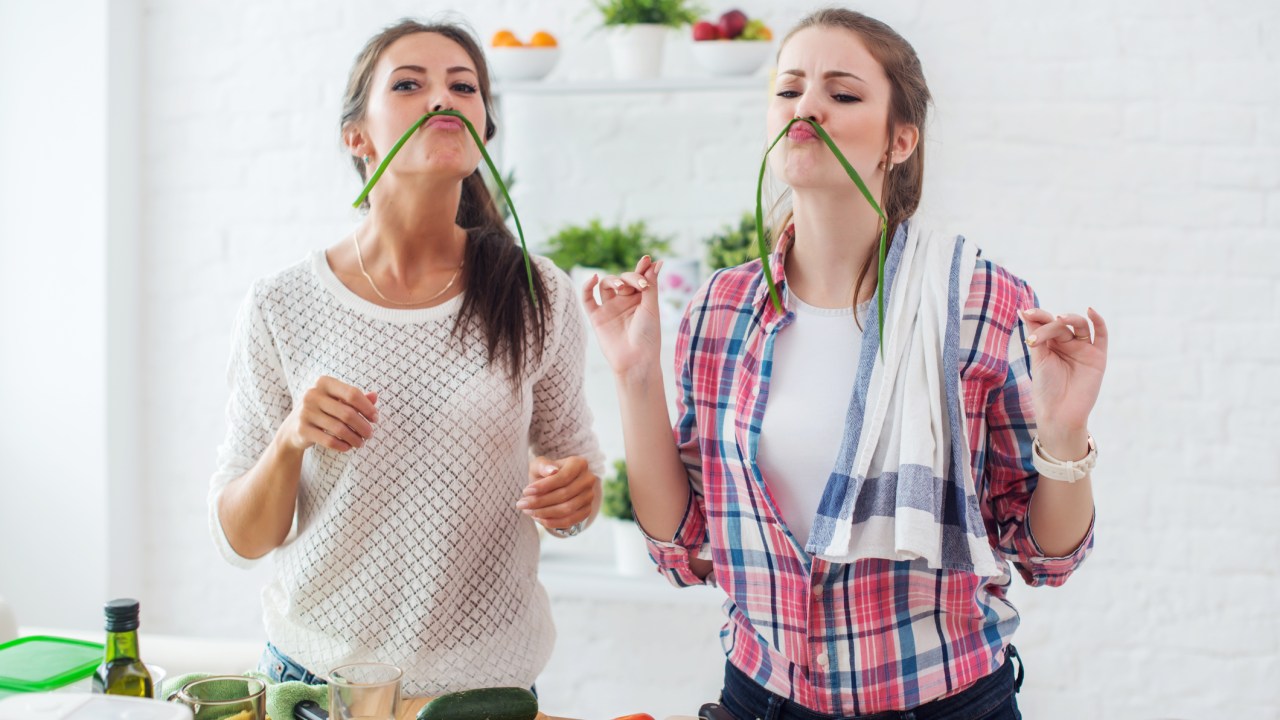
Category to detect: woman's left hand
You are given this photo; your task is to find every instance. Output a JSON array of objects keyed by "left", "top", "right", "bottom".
[
  {"left": 1019, "top": 307, "right": 1108, "bottom": 451},
  {"left": 518, "top": 456, "right": 600, "bottom": 533}
]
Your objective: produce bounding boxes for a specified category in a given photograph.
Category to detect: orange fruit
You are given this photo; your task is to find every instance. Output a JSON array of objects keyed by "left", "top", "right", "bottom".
[
  {"left": 757, "top": 25, "right": 773, "bottom": 41},
  {"left": 491, "top": 30, "right": 522, "bottom": 47},
  {"left": 530, "top": 30, "right": 558, "bottom": 47}
]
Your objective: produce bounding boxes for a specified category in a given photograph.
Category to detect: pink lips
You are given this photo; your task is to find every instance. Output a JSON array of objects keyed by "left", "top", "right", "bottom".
[
  {"left": 787, "top": 122, "right": 819, "bottom": 142},
  {"left": 426, "top": 115, "right": 465, "bottom": 131}
]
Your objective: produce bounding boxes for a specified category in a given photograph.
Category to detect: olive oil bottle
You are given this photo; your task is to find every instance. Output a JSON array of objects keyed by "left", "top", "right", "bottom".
[{"left": 91, "top": 598, "right": 154, "bottom": 698}]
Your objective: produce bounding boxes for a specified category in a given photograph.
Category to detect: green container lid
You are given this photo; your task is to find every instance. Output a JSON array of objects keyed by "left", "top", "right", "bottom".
[{"left": 0, "top": 635, "right": 104, "bottom": 692}]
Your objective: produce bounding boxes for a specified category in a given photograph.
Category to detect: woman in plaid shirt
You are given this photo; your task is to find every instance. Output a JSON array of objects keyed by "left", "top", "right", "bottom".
[{"left": 583, "top": 8, "right": 1108, "bottom": 720}]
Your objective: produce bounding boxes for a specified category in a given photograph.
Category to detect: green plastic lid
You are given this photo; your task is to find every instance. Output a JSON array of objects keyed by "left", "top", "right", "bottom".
[{"left": 0, "top": 635, "right": 104, "bottom": 692}]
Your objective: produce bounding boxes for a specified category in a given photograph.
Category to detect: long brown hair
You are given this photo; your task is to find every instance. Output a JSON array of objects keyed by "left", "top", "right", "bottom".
[
  {"left": 341, "top": 19, "right": 548, "bottom": 383},
  {"left": 770, "top": 8, "right": 931, "bottom": 315}
]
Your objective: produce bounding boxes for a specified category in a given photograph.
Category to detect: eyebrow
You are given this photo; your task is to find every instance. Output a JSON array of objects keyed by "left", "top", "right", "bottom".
[
  {"left": 390, "top": 65, "right": 477, "bottom": 76},
  {"left": 779, "top": 69, "right": 865, "bottom": 82}
]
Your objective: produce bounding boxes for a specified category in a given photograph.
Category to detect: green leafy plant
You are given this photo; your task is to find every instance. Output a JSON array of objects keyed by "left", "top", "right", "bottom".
[
  {"left": 544, "top": 218, "right": 670, "bottom": 275},
  {"left": 705, "top": 212, "right": 768, "bottom": 270},
  {"left": 352, "top": 110, "right": 536, "bottom": 304},
  {"left": 757, "top": 117, "right": 887, "bottom": 353},
  {"left": 602, "top": 459, "right": 634, "bottom": 521},
  {"left": 594, "top": 0, "right": 702, "bottom": 27}
]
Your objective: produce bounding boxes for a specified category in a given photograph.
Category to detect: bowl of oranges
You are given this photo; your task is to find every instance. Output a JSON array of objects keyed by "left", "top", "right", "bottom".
[{"left": 488, "top": 29, "right": 560, "bottom": 81}]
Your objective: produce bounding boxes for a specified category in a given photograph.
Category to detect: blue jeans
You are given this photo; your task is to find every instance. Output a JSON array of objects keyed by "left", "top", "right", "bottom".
[
  {"left": 259, "top": 643, "right": 326, "bottom": 685},
  {"left": 718, "top": 647, "right": 1022, "bottom": 720},
  {"left": 257, "top": 643, "right": 540, "bottom": 698}
]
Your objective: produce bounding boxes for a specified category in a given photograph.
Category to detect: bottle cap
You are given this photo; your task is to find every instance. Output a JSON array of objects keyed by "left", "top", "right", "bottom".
[{"left": 104, "top": 598, "right": 140, "bottom": 632}]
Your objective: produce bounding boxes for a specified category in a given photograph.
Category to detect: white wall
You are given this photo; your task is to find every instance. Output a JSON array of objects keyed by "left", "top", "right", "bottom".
[
  {"left": 2, "top": 0, "right": 1278, "bottom": 717},
  {"left": 0, "top": 0, "right": 121, "bottom": 631}
]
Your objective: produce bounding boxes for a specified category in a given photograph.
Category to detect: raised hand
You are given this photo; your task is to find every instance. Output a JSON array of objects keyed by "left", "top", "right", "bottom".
[
  {"left": 1019, "top": 307, "right": 1108, "bottom": 455},
  {"left": 581, "top": 255, "right": 664, "bottom": 381}
]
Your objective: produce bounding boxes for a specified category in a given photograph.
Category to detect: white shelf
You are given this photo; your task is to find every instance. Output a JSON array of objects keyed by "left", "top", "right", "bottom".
[{"left": 494, "top": 76, "right": 769, "bottom": 96}]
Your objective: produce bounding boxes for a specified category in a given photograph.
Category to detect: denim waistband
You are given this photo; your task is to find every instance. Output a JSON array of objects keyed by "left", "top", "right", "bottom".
[
  {"left": 259, "top": 642, "right": 326, "bottom": 685},
  {"left": 719, "top": 646, "right": 1022, "bottom": 720}
]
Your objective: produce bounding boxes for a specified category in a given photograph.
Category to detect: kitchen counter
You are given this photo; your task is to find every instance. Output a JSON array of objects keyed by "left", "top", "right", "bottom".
[{"left": 18, "top": 627, "right": 574, "bottom": 719}]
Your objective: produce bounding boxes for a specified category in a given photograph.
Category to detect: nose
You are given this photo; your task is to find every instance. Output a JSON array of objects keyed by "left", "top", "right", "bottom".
[{"left": 793, "top": 89, "right": 822, "bottom": 126}]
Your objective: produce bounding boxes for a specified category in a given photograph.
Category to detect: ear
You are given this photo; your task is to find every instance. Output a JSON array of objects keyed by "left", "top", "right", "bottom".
[
  {"left": 889, "top": 123, "right": 920, "bottom": 166},
  {"left": 342, "top": 122, "right": 373, "bottom": 162}
]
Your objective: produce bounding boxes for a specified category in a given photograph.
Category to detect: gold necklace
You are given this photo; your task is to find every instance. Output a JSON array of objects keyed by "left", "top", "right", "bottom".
[{"left": 352, "top": 232, "right": 464, "bottom": 307}]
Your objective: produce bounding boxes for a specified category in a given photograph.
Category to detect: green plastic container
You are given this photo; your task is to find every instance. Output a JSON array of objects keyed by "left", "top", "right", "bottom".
[{"left": 0, "top": 635, "right": 104, "bottom": 692}]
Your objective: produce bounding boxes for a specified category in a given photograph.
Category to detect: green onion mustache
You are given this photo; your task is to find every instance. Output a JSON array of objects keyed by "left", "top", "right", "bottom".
[{"left": 352, "top": 109, "right": 537, "bottom": 305}]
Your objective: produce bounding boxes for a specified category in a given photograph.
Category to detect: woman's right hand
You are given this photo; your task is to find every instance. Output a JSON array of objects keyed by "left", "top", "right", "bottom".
[
  {"left": 582, "top": 256, "right": 664, "bottom": 381},
  {"left": 276, "top": 375, "right": 379, "bottom": 453}
]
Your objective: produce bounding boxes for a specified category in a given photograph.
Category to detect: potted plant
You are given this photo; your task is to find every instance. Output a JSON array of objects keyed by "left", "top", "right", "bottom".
[
  {"left": 594, "top": 0, "right": 702, "bottom": 79},
  {"left": 704, "top": 211, "right": 769, "bottom": 270},
  {"left": 602, "top": 459, "right": 652, "bottom": 575},
  {"left": 544, "top": 217, "right": 670, "bottom": 289}
]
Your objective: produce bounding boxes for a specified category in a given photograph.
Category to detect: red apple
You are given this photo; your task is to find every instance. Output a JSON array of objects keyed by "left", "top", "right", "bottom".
[
  {"left": 692, "top": 20, "right": 721, "bottom": 41},
  {"left": 718, "top": 9, "right": 748, "bottom": 40}
]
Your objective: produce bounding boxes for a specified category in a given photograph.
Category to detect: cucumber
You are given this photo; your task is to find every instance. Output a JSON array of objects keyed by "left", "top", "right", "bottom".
[{"left": 417, "top": 687, "right": 538, "bottom": 720}]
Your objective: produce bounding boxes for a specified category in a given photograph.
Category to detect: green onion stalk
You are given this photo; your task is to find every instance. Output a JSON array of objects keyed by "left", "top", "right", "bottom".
[
  {"left": 756, "top": 117, "right": 888, "bottom": 352},
  {"left": 352, "top": 109, "right": 537, "bottom": 305}
]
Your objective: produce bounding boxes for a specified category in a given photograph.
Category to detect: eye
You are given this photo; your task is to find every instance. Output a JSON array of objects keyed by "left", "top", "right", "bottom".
[
  {"left": 833, "top": 93, "right": 861, "bottom": 103},
  {"left": 775, "top": 90, "right": 801, "bottom": 98},
  {"left": 452, "top": 82, "right": 478, "bottom": 94},
  {"left": 392, "top": 78, "right": 420, "bottom": 91}
]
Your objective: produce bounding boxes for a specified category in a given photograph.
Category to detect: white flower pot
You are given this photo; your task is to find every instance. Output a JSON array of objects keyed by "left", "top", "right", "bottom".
[
  {"left": 606, "top": 24, "right": 669, "bottom": 80},
  {"left": 610, "top": 518, "right": 652, "bottom": 576}
]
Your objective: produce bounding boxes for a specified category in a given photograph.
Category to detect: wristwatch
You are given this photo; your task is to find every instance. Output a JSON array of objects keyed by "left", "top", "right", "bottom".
[
  {"left": 1031, "top": 435, "right": 1097, "bottom": 483},
  {"left": 546, "top": 520, "right": 586, "bottom": 538}
]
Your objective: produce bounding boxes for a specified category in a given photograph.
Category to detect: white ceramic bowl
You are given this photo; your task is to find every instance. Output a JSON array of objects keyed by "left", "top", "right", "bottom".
[
  {"left": 487, "top": 46, "right": 560, "bottom": 82},
  {"left": 690, "top": 40, "right": 772, "bottom": 77}
]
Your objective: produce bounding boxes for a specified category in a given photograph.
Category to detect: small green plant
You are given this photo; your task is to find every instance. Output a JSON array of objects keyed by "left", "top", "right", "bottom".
[
  {"left": 594, "top": 0, "right": 702, "bottom": 27},
  {"left": 544, "top": 219, "right": 670, "bottom": 275},
  {"left": 705, "top": 212, "right": 768, "bottom": 270},
  {"left": 602, "top": 459, "right": 634, "bottom": 521}
]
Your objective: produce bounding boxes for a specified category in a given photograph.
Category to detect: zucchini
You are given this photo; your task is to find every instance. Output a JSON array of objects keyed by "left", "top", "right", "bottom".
[{"left": 417, "top": 687, "right": 538, "bottom": 720}]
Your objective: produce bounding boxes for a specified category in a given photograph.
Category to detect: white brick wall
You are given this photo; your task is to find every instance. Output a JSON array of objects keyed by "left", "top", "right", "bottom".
[{"left": 9, "top": 0, "right": 1277, "bottom": 717}]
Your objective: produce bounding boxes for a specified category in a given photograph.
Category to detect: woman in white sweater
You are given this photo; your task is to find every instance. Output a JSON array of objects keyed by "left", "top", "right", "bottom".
[{"left": 208, "top": 19, "right": 603, "bottom": 695}]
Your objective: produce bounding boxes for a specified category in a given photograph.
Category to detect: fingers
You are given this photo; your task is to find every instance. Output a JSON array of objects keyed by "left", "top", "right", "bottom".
[
  {"left": 518, "top": 458, "right": 595, "bottom": 513},
  {"left": 522, "top": 456, "right": 588, "bottom": 496},
  {"left": 317, "top": 377, "right": 379, "bottom": 421},
  {"left": 1019, "top": 308, "right": 1100, "bottom": 349},
  {"left": 1088, "top": 307, "right": 1109, "bottom": 354},
  {"left": 304, "top": 413, "right": 360, "bottom": 451},
  {"left": 296, "top": 376, "right": 379, "bottom": 453},
  {"left": 618, "top": 271, "right": 650, "bottom": 291},
  {"left": 534, "top": 494, "right": 594, "bottom": 528},
  {"left": 1053, "top": 313, "right": 1092, "bottom": 340},
  {"left": 581, "top": 273, "right": 602, "bottom": 311},
  {"left": 528, "top": 456, "right": 557, "bottom": 483},
  {"left": 317, "top": 395, "right": 374, "bottom": 441}
]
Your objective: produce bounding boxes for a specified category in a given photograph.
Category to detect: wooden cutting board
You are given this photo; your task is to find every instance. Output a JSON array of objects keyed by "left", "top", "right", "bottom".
[{"left": 398, "top": 696, "right": 560, "bottom": 720}]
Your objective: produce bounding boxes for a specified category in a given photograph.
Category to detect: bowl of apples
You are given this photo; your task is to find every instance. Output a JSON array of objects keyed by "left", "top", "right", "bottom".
[
  {"left": 488, "top": 29, "right": 561, "bottom": 81},
  {"left": 690, "top": 10, "right": 773, "bottom": 77}
]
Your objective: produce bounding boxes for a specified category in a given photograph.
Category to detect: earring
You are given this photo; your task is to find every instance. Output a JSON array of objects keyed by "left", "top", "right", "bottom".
[{"left": 363, "top": 155, "right": 373, "bottom": 164}]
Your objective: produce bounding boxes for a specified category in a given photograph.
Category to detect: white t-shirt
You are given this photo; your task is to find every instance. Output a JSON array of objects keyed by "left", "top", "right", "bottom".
[
  {"left": 756, "top": 291, "right": 867, "bottom": 548},
  {"left": 209, "top": 251, "right": 602, "bottom": 695}
]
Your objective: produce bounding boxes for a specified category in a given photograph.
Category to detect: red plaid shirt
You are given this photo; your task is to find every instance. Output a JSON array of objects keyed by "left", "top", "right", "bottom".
[{"left": 644, "top": 229, "right": 1094, "bottom": 714}]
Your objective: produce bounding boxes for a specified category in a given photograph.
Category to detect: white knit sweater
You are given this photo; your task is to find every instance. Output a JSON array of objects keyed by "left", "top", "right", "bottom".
[{"left": 209, "top": 250, "right": 602, "bottom": 695}]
